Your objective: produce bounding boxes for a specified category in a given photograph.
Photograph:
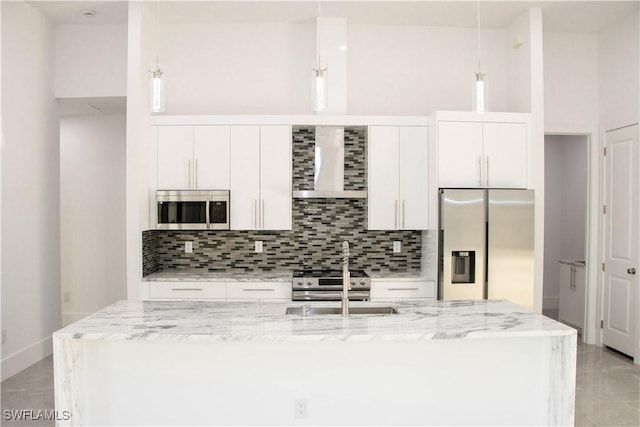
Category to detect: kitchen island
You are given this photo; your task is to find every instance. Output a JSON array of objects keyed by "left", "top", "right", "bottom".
[{"left": 53, "top": 300, "right": 576, "bottom": 426}]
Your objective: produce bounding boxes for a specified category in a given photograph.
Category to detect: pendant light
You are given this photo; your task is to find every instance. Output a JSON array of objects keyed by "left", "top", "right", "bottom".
[
  {"left": 150, "top": 1, "right": 165, "bottom": 113},
  {"left": 312, "top": 0, "right": 328, "bottom": 112},
  {"left": 473, "top": 0, "right": 487, "bottom": 113}
]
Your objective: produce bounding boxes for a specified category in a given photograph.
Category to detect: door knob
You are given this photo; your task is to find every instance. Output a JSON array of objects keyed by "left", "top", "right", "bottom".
[{"left": 628, "top": 268, "right": 636, "bottom": 275}]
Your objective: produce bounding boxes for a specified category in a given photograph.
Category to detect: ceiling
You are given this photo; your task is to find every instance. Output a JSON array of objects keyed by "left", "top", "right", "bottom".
[{"left": 29, "top": 1, "right": 639, "bottom": 33}]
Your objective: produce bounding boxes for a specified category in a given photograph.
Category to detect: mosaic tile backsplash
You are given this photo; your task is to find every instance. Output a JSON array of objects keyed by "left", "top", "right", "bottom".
[{"left": 142, "top": 126, "right": 422, "bottom": 275}]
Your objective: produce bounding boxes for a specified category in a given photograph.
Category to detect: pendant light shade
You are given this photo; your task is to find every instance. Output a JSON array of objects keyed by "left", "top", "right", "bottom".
[
  {"left": 313, "top": 65, "right": 328, "bottom": 112},
  {"left": 474, "top": 69, "right": 487, "bottom": 113},
  {"left": 150, "top": 1, "right": 165, "bottom": 114},
  {"left": 312, "top": 2, "right": 327, "bottom": 112},
  {"left": 150, "top": 66, "right": 165, "bottom": 113}
]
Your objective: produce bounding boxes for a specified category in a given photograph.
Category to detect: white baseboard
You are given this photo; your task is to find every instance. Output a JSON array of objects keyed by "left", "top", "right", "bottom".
[
  {"left": 543, "top": 296, "right": 559, "bottom": 310},
  {"left": 62, "top": 312, "right": 92, "bottom": 327},
  {"left": 1, "top": 336, "right": 52, "bottom": 381}
]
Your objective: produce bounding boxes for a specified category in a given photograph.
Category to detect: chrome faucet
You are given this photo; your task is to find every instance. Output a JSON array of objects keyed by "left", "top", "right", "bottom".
[{"left": 342, "top": 241, "right": 351, "bottom": 317}]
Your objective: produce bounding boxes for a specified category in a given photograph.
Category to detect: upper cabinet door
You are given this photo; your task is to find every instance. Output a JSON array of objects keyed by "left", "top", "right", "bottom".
[
  {"left": 399, "top": 126, "right": 429, "bottom": 230},
  {"left": 230, "top": 126, "right": 260, "bottom": 230},
  {"left": 157, "top": 126, "right": 194, "bottom": 190},
  {"left": 482, "top": 122, "right": 527, "bottom": 188},
  {"left": 438, "top": 121, "right": 484, "bottom": 188},
  {"left": 193, "top": 126, "right": 230, "bottom": 190},
  {"left": 260, "top": 125, "right": 292, "bottom": 230},
  {"left": 368, "top": 126, "right": 401, "bottom": 230}
]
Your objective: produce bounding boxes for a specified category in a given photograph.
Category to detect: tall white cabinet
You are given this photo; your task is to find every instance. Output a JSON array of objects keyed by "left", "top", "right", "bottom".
[
  {"left": 436, "top": 112, "right": 530, "bottom": 189},
  {"left": 368, "top": 126, "right": 429, "bottom": 230},
  {"left": 157, "top": 125, "right": 230, "bottom": 190},
  {"left": 230, "top": 125, "right": 291, "bottom": 230}
]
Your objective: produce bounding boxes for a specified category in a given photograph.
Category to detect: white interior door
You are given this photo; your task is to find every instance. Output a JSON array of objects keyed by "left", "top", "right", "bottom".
[{"left": 604, "top": 124, "right": 638, "bottom": 359}]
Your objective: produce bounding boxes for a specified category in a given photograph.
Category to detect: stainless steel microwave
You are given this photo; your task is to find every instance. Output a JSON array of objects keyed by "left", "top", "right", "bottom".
[{"left": 156, "top": 190, "right": 230, "bottom": 230}]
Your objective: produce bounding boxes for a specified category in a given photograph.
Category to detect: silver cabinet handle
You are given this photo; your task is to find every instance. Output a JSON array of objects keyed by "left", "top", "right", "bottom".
[
  {"left": 188, "top": 159, "right": 192, "bottom": 189},
  {"left": 478, "top": 156, "right": 482, "bottom": 186},
  {"left": 253, "top": 199, "right": 258, "bottom": 229},
  {"left": 628, "top": 268, "right": 636, "bottom": 275},
  {"left": 402, "top": 199, "right": 405, "bottom": 229},
  {"left": 389, "top": 288, "right": 419, "bottom": 291},
  {"left": 171, "top": 288, "right": 203, "bottom": 291},
  {"left": 261, "top": 199, "right": 265, "bottom": 229},
  {"left": 394, "top": 200, "right": 398, "bottom": 229},
  {"left": 243, "top": 288, "right": 274, "bottom": 292},
  {"left": 194, "top": 159, "right": 198, "bottom": 189},
  {"left": 485, "top": 157, "right": 490, "bottom": 187}
]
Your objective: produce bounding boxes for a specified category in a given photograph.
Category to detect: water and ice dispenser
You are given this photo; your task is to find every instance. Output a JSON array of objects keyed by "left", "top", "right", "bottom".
[{"left": 451, "top": 251, "right": 475, "bottom": 284}]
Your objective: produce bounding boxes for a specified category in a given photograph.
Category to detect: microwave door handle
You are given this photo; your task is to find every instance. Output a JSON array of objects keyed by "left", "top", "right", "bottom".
[{"left": 205, "top": 198, "right": 210, "bottom": 229}]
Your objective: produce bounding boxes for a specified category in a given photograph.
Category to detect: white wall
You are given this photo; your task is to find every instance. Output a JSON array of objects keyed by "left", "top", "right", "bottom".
[
  {"left": 161, "top": 22, "right": 314, "bottom": 115},
  {"left": 544, "top": 33, "right": 599, "bottom": 127},
  {"left": 543, "top": 135, "right": 588, "bottom": 310},
  {"left": 60, "top": 115, "right": 126, "bottom": 326},
  {"left": 55, "top": 24, "right": 128, "bottom": 98},
  {"left": 506, "top": 11, "right": 532, "bottom": 113},
  {"left": 1, "top": 1, "right": 61, "bottom": 380},
  {"left": 599, "top": 11, "right": 640, "bottom": 131},
  {"left": 155, "top": 22, "right": 510, "bottom": 115},
  {"left": 347, "top": 25, "right": 508, "bottom": 115}
]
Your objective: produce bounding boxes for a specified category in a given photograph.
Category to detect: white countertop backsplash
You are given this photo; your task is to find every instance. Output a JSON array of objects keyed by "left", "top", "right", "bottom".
[{"left": 54, "top": 299, "right": 574, "bottom": 343}]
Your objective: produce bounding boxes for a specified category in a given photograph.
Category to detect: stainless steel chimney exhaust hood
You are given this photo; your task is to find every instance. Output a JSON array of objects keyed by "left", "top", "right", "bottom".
[{"left": 292, "top": 126, "right": 368, "bottom": 199}]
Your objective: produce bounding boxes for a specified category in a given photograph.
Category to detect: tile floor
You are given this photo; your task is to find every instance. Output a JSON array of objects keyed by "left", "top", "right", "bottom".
[{"left": 2, "top": 337, "right": 639, "bottom": 426}]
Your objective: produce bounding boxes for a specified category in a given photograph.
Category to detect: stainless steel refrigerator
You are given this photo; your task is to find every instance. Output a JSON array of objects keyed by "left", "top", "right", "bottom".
[{"left": 439, "top": 189, "right": 535, "bottom": 309}]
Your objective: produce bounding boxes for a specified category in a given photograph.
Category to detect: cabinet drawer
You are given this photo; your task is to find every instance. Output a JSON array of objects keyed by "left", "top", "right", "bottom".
[
  {"left": 149, "top": 282, "right": 226, "bottom": 300},
  {"left": 370, "top": 281, "right": 436, "bottom": 300},
  {"left": 226, "top": 282, "right": 291, "bottom": 301}
]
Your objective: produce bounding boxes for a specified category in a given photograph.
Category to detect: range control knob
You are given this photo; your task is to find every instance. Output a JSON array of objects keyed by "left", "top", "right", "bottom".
[
  {"left": 306, "top": 281, "right": 313, "bottom": 286},
  {"left": 350, "top": 280, "right": 356, "bottom": 286},
  {"left": 359, "top": 280, "right": 366, "bottom": 286},
  {"left": 297, "top": 281, "right": 304, "bottom": 286}
]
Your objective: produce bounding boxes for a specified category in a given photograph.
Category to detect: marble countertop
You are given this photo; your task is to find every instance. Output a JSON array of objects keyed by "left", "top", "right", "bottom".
[
  {"left": 143, "top": 270, "right": 293, "bottom": 282},
  {"left": 54, "top": 299, "right": 575, "bottom": 343},
  {"left": 144, "top": 269, "right": 430, "bottom": 282}
]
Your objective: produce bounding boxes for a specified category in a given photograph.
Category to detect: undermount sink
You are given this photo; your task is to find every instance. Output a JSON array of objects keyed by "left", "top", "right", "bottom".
[{"left": 286, "top": 306, "right": 398, "bottom": 316}]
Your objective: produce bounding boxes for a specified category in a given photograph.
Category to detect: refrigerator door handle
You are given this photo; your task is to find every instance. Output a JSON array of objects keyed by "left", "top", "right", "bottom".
[{"left": 394, "top": 199, "right": 398, "bottom": 229}]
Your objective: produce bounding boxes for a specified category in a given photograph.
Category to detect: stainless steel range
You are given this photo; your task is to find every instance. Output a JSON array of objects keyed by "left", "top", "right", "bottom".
[{"left": 292, "top": 269, "right": 371, "bottom": 301}]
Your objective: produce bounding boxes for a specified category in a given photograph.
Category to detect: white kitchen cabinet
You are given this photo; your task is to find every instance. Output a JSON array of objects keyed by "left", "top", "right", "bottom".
[
  {"left": 157, "top": 125, "right": 230, "bottom": 190},
  {"left": 226, "top": 281, "right": 291, "bottom": 301},
  {"left": 438, "top": 120, "right": 528, "bottom": 189},
  {"left": 370, "top": 280, "right": 436, "bottom": 301},
  {"left": 368, "top": 126, "right": 429, "bottom": 230},
  {"left": 148, "top": 281, "right": 226, "bottom": 300},
  {"left": 230, "top": 125, "right": 291, "bottom": 230},
  {"left": 558, "top": 261, "right": 585, "bottom": 332}
]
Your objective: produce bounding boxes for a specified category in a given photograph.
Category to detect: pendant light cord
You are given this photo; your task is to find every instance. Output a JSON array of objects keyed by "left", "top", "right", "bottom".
[
  {"left": 476, "top": 0, "right": 482, "bottom": 73},
  {"left": 316, "top": 0, "right": 322, "bottom": 66}
]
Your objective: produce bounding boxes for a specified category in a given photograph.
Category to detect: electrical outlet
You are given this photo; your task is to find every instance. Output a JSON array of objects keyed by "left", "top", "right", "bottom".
[
  {"left": 393, "top": 241, "right": 402, "bottom": 253},
  {"left": 1, "top": 330, "right": 6, "bottom": 345},
  {"left": 294, "top": 399, "right": 308, "bottom": 419},
  {"left": 63, "top": 292, "right": 71, "bottom": 303},
  {"left": 255, "top": 241, "right": 263, "bottom": 253},
  {"left": 185, "top": 241, "right": 193, "bottom": 254}
]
